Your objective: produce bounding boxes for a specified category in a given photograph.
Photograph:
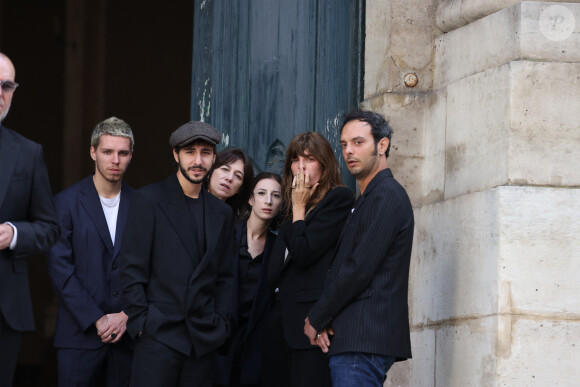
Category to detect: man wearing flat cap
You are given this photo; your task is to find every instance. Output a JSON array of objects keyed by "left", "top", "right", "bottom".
[{"left": 120, "top": 121, "right": 235, "bottom": 386}]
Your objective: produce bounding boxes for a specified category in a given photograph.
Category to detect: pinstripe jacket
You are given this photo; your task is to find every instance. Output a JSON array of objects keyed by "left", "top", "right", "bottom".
[{"left": 308, "top": 168, "right": 414, "bottom": 360}]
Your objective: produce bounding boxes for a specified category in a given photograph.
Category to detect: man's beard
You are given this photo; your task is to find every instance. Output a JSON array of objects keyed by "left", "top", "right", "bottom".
[
  {"left": 180, "top": 164, "right": 207, "bottom": 184},
  {"left": 348, "top": 145, "right": 379, "bottom": 180},
  {"left": 96, "top": 163, "right": 123, "bottom": 183},
  {"left": 0, "top": 103, "right": 10, "bottom": 123}
]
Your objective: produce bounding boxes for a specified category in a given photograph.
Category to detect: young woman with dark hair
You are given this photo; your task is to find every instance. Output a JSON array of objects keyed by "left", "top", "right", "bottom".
[{"left": 214, "top": 172, "right": 284, "bottom": 387}]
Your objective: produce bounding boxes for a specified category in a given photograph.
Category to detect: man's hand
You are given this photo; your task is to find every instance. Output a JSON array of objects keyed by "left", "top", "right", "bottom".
[
  {"left": 95, "top": 311, "right": 128, "bottom": 344},
  {"left": 0, "top": 223, "right": 15, "bottom": 250},
  {"left": 304, "top": 317, "right": 334, "bottom": 353}
]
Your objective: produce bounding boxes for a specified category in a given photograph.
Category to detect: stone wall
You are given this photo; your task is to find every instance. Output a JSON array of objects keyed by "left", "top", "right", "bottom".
[{"left": 362, "top": 1, "right": 580, "bottom": 385}]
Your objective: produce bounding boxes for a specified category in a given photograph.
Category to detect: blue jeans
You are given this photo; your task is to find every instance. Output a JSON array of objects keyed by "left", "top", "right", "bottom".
[{"left": 329, "top": 352, "right": 396, "bottom": 387}]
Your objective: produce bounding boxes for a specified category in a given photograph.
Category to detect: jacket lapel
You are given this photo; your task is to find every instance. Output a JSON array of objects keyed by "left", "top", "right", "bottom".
[
  {"left": 112, "top": 181, "right": 133, "bottom": 260},
  {"left": 159, "top": 175, "right": 199, "bottom": 265},
  {"left": 198, "top": 188, "right": 222, "bottom": 265},
  {"left": 79, "top": 176, "right": 114, "bottom": 255},
  {"left": 0, "top": 126, "right": 20, "bottom": 209},
  {"left": 330, "top": 169, "right": 391, "bottom": 264},
  {"left": 330, "top": 196, "right": 359, "bottom": 265},
  {"left": 276, "top": 222, "right": 292, "bottom": 271}
]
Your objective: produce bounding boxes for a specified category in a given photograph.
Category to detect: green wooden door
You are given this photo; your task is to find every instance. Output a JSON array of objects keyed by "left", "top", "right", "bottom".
[{"left": 191, "top": 0, "right": 363, "bottom": 188}]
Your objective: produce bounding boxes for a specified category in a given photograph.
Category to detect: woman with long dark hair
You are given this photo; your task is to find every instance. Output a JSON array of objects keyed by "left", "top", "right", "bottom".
[
  {"left": 207, "top": 148, "right": 254, "bottom": 222},
  {"left": 262, "top": 132, "right": 354, "bottom": 387},
  {"left": 214, "top": 172, "right": 284, "bottom": 387}
]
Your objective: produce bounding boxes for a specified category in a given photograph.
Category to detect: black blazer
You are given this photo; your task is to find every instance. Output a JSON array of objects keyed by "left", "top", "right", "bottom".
[
  {"left": 214, "top": 220, "right": 276, "bottom": 386},
  {"left": 267, "top": 186, "right": 354, "bottom": 349},
  {"left": 308, "top": 169, "right": 414, "bottom": 360},
  {"left": 120, "top": 174, "right": 235, "bottom": 357},
  {"left": 47, "top": 175, "right": 133, "bottom": 349},
  {"left": 0, "top": 125, "right": 59, "bottom": 331}
]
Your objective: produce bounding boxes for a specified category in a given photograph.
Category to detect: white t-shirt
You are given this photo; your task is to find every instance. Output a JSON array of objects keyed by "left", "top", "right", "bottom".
[{"left": 99, "top": 191, "right": 121, "bottom": 245}]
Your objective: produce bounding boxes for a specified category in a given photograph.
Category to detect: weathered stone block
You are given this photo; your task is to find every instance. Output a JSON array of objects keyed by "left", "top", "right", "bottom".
[
  {"left": 364, "top": 0, "right": 392, "bottom": 98},
  {"left": 422, "top": 91, "right": 446, "bottom": 205},
  {"left": 411, "top": 186, "right": 580, "bottom": 323},
  {"left": 435, "top": 5, "right": 520, "bottom": 88},
  {"left": 431, "top": 316, "right": 580, "bottom": 386},
  {"left": 436, "top": 0, "right": 521, "bottom": 33},
  {"left": 435, "top": 2, "right": 580, "bottom": 88},
  {"left": 445, "top": 65, "right": 511, "bottom": 199},
  {"left": 496, "top": 317, "right": 580, "bottom": 385},
  {"left": 436, "top": 60, "right": 580, "bottom": 199},
  {"left": 364, "top": 0, "right": 435, "bottom": 98},
  {"left": 435, "top": 317, "right": 498, "bottom": 386},
  {"left": 386, "top": 328, "right": 436, "bottom": 387},
  {"left": 498, "top": 186, "right": 580, "bottom": 316},
  {"left": 520, "top": 2, "right": 580, "bottom": 62},
  {"left": 508, "top": 61, "right": 580, "bottom": 186},
  {"left": 410, "top": 185, "right": 580, "bottom": 385},
  {"left": 410, "top": 190, "right": 501, "bottom": 325}
]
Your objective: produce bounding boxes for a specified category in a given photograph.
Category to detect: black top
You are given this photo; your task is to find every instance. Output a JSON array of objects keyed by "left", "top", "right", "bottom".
[
  {"left": 213, "top": 218, "right": 277, "bottom": 386},
  {"left": 236, "top": 224, "right": 264, "bottom": 342},
  {"left": 185, "top": 195, "right": 205, "bottom": 260}
]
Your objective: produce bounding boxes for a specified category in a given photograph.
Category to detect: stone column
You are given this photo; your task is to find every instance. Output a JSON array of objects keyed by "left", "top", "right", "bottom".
[{"left": 362, "top": 1, "right": 580, "bottom": 385}]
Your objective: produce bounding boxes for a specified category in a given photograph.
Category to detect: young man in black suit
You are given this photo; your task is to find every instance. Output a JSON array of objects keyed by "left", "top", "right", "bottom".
[
  {"left": 304, "top": 110, "right": 414, "bottom": 387},
  {"left": 120, "top": 121, "right": 235, "bottom": 387},
  {"left": 47, "top": 117, "right": 135, "bottom": 386},
  {"left": 0, "top": 52, "right": 60, "bottom": 386}
]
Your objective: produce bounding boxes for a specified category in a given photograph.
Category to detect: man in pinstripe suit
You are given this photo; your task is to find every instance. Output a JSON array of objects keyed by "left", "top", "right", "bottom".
[{"left": 304, "top": 110, "right": 414, "bottom": 387}]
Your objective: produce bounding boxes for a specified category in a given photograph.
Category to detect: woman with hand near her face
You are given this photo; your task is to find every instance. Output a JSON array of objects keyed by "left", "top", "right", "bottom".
[
  {"left": 214, "top": 172, "right": 284, "bottom": 387},
  {"left": 208, "top": 148, "right": 254, "bottom": 222},
  {"left": 262, "top": 132, "right": 355, "bottom": 387}
]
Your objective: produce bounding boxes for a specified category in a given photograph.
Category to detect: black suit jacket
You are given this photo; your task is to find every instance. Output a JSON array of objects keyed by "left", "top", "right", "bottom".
[
  {"left": 47, "top": 175, "right": 133, "bottom": 349},
  {"left": 0, "top": 125, "right": 59, "bottom": 331},
  {"left": 308, "top": 169, "right": 414, "bottom": 360},
  {"left": 120, "top": 174, "right": 235, "bottom": 357},
  {"left": 268, "top": 186, "right": 354, "bottom": 350}
]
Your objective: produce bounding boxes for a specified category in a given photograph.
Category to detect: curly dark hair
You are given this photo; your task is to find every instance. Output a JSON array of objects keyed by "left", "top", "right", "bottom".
[{"left": 341, "top": 109, "right": 393, "bottom": 158}]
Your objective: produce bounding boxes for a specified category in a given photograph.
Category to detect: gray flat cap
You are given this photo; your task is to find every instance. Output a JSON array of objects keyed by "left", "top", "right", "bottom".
[{"left": 169, "top": 121, "right": 221, "bottom": 148}]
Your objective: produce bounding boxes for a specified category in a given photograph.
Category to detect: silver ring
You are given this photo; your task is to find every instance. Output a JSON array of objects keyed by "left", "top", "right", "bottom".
[
  {"left": 111, "top": 333, "right": 117, "bottom": 339},
  {"left": 316, "top": 333, "right": 321, "bottom": 339}
]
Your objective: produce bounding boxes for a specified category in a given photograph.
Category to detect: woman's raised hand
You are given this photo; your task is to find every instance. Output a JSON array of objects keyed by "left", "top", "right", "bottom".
[{"left": 291, "top": 169, "right": 318, "bottom": 221}]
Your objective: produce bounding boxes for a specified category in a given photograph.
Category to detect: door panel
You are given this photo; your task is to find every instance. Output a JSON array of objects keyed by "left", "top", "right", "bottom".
[{"left": 191, "top": 0, "right": 363, "bottom": 189}]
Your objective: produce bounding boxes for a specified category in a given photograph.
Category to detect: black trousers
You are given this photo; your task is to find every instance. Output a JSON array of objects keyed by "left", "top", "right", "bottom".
[
  {"left": 0, "top": 313, "right": 22, "bottom": 387},
  {"left": 261, "top": 297, "right": 331, "bottom": 387},
  {"left": 57, "top": 343, "right": 133, "bottom": 387},
  {"left": 130, "top": 333, "right": 212, "bottom": 387}
]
